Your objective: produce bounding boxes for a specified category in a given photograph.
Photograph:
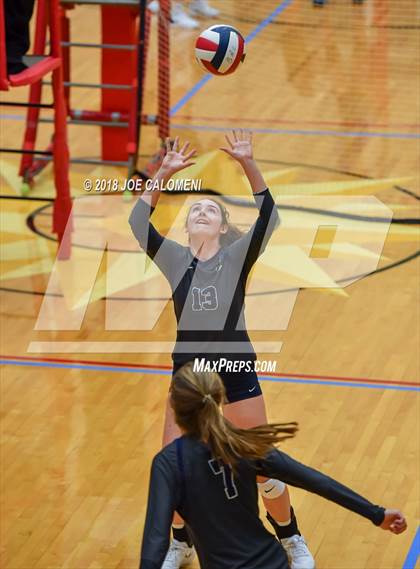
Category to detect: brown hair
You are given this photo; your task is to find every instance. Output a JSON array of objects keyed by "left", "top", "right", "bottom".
[
  {"left": 186, "top": 198, "right": 243, "bottom": 247},
  {"left": 171, "top": 363, "right": 298, "bottom": 469}
]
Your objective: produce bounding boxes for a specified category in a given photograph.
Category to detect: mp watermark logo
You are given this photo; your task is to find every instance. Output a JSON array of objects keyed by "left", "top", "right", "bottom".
[{"left": 29, "top": 193, "right": 392, "bottom": 354}]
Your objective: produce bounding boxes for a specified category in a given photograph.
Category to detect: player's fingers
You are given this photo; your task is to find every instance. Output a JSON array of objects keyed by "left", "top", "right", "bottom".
[
  {"left": 248, "top": 129, "right": 253, "bottom": 142},
  {"left": 390, "top": 519, "right": 406, "bottom": 533},
  {"left": 183, "top": 149, "right": 197, "bottom": 161},
  {"left": 182, "top": 161, "right": 196, "bottom": 169},
  {"left": 232, "top": 129, "right": 238, "bottom": 142},
  {"left": 173, "top": 136, "right": 179, "bottom": 152},
  {"left": 165, "top": 137, "right": 171, "bottom": 153},
  {"left": 180, "top": 141, "right": 190, "bottom": 155},
  {"left": 224, "top": 135, "right": 234, "bottom": 149},
  {"left": 239, "top": 128, "right": 244, "bottom": 140},
  {"left": 398, "top": 519, "right": 407, "bottom": 531}
]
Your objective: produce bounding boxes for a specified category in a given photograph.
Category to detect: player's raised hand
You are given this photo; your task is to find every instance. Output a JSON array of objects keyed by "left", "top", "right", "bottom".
[
  {"left": 161, "top": 137, "right": 197, "bottom": 174},
  {"left": 380, "top": 510, "right": 407, "bottom": 534},
  {"left": 220, "top": 129, "right": 253, "bottom": 163}
]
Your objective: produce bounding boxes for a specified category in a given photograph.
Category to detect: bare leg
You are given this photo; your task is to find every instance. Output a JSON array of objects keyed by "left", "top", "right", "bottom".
[{"left": 223, "top": 395, "right": 292, "bottom": 523}]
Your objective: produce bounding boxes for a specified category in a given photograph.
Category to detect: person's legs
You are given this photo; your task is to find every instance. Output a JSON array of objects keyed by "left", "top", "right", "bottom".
[
  {"left": 223, "top": 390, "right": 315, "bottom": 569},
  {"left": 4, "top": 0, "right": 35, "bottom": 75},
  {"left": 189, "top": 0, "right": 220, "bottom": 18},
  {"left": 171, "top": 3, "right": 199, "bottom": 29},
  {"left": 223, "top": 395, "right": 293, "bottom": 522}
]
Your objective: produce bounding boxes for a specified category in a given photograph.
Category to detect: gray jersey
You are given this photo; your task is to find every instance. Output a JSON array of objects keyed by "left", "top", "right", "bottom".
[{"left": 129, "top": 189, "right": 280, "bottom": 365}]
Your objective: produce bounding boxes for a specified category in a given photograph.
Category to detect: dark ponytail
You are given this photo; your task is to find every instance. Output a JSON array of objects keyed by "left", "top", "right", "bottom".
[{"left": 171, "top": 363, "right": 298, "bottom": 469}]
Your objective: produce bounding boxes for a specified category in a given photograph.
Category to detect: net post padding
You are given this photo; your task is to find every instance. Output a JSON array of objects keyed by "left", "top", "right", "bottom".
[
  {"left": 50, "top": 0, "right": 72, "bottom": 258},
  {"left": 157, "top": 0, "right": 170, "bottom": 141}
]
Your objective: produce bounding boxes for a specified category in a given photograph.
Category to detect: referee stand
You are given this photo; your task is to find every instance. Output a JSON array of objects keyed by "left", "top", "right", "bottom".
[
  {"left": 26, "top": 0, "right": 171, "bottom": 176},
  {"left": 1, "top": 0, "right": 171, "bottom": 258},
  {"left": 0, "top": 0, "right": 72, "bottom": 259}
]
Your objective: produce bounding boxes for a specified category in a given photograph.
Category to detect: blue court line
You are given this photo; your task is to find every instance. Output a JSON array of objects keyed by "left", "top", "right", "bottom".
[
  {"left": 402, "top": 526, "right": 420, "bottom": 569},
  {"left": 0, "top": 359, "right": 171, "bottom": 376},
  {"left": 0, "top": 113, "right": 24, "bottom": 120},
  {"left": 257, "top": 374, "right": 420, "bottom": 392},
  {"left": 171, "top": 123, "right": 420, "bottom": 140},
  {"left": 1, "top": 359, "right": 419, "bottom": 392},
  {"left": 2, "top": 113, "right": 416, "bottom": 139},
  {"left": 1, "top": 113, "right": 417, "bottom": 139},
  {"left": 170, "top": 0, "right": 294, "bottom": 116}
]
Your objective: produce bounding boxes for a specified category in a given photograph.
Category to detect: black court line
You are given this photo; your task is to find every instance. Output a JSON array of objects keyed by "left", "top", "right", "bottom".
[{"left": 1, "top": 250, "right": 418, "bottom": 300}]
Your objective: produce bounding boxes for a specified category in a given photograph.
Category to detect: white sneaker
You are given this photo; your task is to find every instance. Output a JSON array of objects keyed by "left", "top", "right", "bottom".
[
  {"left": 161, "top": 539, "right": 196, "bottom": 568},
  {"left": 147, "top": 0, "right": 159, "bottom": 13},
  {"left": 190, "top": 0, "right": 220, "bottom": 17},
  {"left": 280, "top": 535, "right": 315, "bottom": 569},
  {"left": 171, "top": 3, "right": 199, "bottom": 28}
]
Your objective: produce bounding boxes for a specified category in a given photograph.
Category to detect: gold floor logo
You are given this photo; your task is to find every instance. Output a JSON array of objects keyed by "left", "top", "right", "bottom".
[
  {"left": 1, "top": 152, "right": 416, "bottom": 355},
  {"left": 30, "top": 191, "right": 393, "bottom": 354}
]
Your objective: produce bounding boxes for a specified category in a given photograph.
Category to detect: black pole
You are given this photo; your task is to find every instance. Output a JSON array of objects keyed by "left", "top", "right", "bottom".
[{"left": 129, "top": 0, "right": 147, "bottom": 178}]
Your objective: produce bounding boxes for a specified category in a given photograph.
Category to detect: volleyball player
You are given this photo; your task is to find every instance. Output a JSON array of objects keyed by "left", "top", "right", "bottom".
[
  {"left": 139, "top": 364, "right": 407, "bottom": 569},
  {"left": 129, "top": 130, "right": 315, "bottom": 568}
]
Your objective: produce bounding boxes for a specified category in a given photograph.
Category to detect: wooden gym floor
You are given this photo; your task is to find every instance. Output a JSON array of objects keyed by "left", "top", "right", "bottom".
[{"left": 1, "top": 1, "right": 419, "bottom": 568}]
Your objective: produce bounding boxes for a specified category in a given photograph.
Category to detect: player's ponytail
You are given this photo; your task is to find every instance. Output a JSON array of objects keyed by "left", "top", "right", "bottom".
[{"left": 171, "top": 363, "right": 298, "bottom": 468}]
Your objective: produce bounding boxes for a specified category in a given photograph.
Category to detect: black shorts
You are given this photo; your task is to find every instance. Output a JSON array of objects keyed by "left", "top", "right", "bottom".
[{"left": 172, "top": 360, "right": 262, "bottom": 404}]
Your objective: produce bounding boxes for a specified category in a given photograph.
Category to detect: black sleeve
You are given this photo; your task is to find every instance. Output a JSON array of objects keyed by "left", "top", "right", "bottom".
[
  {"left": 227, "top": 188, "right": 280, "bottom": 276},
  {"left": 129, "top": 198, "right": 187, "bottom": 283},
  {"left": 139, "top": 453, "right": 179, "bottom": 569},
  {"left": 257, "top": 449, "right": 385, "bottom": 526}
]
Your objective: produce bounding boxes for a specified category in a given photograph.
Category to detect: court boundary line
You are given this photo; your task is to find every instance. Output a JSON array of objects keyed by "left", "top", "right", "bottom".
[
  {"left": 1, "top": 354, "right": 418, "bottom": 386},
  {"left": 402, "top": 526, "right": 420, "bottom": 569},
  {"left": 2, "top": 111, "right": 420, "bottom": 131},
  {"left": 175, "top": 114, "right": 420, "bottom": 130},
  {"left": 1, "top": 356, "right": 419, "bottom": 392},
  {"left": 2, "top": 114, "right": 418, "bottom": 139},
  {"left": 171, "top": 123, "right": 420, "bottom": 140},
  {"left": 0, "top": 112, "right": 420, "bottom": 140}
]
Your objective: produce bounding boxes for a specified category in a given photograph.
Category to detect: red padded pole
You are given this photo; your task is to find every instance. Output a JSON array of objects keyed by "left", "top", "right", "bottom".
[
  {"left": 19, "top": 0, "right": 48, "bottom": 178},
  {"left": 157, "top": 0, "right": 170, "bottom": 141},
  {"left": 101, "top": 4, "right": 137, "bottom": 161},
  {"left": 50, "top": 0, "right": 72, "bottom": 259}
]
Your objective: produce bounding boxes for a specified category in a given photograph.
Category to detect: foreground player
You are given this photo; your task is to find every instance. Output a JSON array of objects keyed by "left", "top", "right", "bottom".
[
  {"left": 139, "top": 364, "right": 407, "bottom": 569},
  {"left": 130, "top": 130, "right": 314, "bottom": 568}
]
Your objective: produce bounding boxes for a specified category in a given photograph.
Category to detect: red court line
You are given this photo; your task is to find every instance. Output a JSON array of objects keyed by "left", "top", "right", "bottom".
[
  {"left": 175, "top": 115, "right": 420, "bottom": 130},
  {"left": 2, "top": 354, "right": 418, "bottom": 388}
]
